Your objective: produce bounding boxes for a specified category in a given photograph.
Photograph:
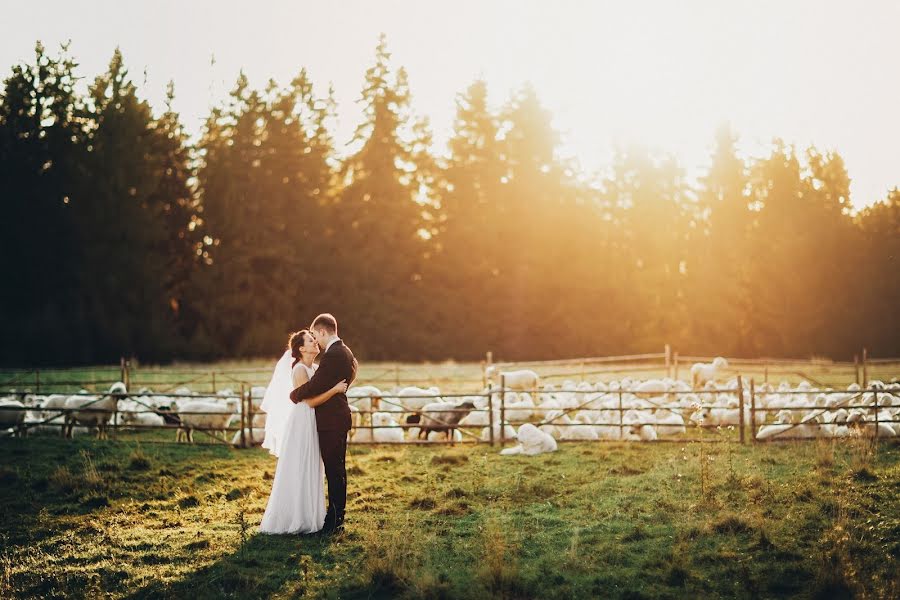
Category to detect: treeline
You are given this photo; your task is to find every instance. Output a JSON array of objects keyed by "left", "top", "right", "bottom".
[{"left": 1, "top": 38, "right": 897, "bottom": 366}]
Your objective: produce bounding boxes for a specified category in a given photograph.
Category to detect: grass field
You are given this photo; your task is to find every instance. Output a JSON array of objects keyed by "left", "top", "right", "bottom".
[{"left": 1, "top": 432, "right": 898, "bottom": 599}]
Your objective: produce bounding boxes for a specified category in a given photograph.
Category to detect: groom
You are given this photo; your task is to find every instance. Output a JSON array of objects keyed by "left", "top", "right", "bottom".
[{"left": 290, "top": 313, "right": 357, "bottom": 535}]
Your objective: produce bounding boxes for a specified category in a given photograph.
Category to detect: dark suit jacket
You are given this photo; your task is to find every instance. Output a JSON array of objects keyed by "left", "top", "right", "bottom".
[{"left": 290, "top": 339, "right": 358, "bottom": 432}]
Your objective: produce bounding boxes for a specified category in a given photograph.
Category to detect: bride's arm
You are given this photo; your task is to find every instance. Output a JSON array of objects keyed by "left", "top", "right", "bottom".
[{"left": 303, "top": 380, "right": 349, "bottom": 408}]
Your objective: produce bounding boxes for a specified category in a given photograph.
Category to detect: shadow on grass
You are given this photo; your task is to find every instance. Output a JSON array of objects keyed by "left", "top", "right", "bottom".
[
  {"left": 126, "top": 532, "right": 334, "bottom": 599},
  {"left": 0, "top": 434, "right": 237, "bottom": 545}
]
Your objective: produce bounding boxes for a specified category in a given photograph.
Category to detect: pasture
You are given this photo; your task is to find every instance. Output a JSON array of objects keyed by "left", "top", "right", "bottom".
[
  {"left": 1, "top": 357, "right": 898, "bottom": 598},
  {"left": 1, "top": 431, "right": 898, "bottom": 599}
]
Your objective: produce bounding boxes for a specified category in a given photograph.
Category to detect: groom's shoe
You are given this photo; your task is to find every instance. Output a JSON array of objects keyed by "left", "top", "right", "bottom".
[{"left": 317, "top": 522, "right": 345, "bottom": 538}]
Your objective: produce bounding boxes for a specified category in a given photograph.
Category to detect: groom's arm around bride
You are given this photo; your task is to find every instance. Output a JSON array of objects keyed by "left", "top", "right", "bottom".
[{"left": 290, "top": 317, "right": 358, "bottom": 432}]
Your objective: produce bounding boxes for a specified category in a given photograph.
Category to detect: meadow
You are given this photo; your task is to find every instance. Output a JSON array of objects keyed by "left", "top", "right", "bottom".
[{"left": 1, "top": 431, "right": 898, "bottom": 599}]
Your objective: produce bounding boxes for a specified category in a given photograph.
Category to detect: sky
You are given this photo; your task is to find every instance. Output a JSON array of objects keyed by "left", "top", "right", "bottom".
[{"left": 2, "top": 0, "right": 898, "bottom": 209}]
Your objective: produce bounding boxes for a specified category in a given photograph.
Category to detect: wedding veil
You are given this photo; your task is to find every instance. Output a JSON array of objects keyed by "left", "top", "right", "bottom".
[{"left": 260, "top": 349, "right": 294, "bottom": 457}]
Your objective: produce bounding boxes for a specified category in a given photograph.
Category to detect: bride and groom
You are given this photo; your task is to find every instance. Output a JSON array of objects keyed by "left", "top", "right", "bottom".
[{"left": 258, "top": 313, "right": 358, "bottom": 536}]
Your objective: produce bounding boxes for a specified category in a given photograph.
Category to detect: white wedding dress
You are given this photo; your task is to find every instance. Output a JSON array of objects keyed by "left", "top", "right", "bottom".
[{"left": 259, "top": 354, "right": 326, "bottom": 534}]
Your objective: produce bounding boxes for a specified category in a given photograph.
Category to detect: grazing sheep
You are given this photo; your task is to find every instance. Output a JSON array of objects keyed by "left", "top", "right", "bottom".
[
  {"left": 428, "top": 429, "right": 463, "bottom": 442},
  {"left": 0, "top": 399, "right": 26, "bottom": 436},
  {"left": 418, "top": 401, "right": 476, "bottom": 441},
  {"left": 176, "top": 398, "right": 239, "bottom": 443},
  {"left": 500, "top": 423, "right": 557, "bottom": 456},
  {"left": 63, "top": 382, "right": 126, "bottom": 439},
  {"left": 690, "top": 357, "right": 728, "bottom": 388}
]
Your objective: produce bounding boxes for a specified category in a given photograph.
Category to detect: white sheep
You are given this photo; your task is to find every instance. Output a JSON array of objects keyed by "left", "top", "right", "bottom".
[
  {"left": 176, "top": 398, "right": 239, "bottom": 443},
  {"left": 628, "top": 423, "right": 658, "bottom": 441},
  {"left": 371, "top": 412, "right": 404, "bottom": 443},
  {"left": 490, "top": 369, "right": 540, "bottom": 392},
  {"left": 690, "top": 357, "right": 728, "bottom": 388},
  {"left": 63, "top": 382, "right": 126, "bottom": 439},
  {"left": 230, "top": 427, "right": 267, "bottom": 445},
  {"left": 0, "top": 399, "right": 26, "bottom": 436},
  {"left": 480, "top": 422, "right": 517, "bottom": 442},
  {"left": 500, "top": 423, "right": 557, "bottom": 456},
  {"left": 347, "top": 385, "right": 384, "bottom": 415}
]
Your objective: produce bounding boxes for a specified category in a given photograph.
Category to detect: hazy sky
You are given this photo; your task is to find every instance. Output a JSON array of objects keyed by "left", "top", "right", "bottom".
[{"left": 2, "top": 0, "right": 898, "bottom": 209}]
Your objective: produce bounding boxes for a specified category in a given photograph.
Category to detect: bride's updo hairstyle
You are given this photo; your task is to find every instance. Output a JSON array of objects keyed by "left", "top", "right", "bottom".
[{"left": 288, "top": 329, "right": 311, "bottom": 368}]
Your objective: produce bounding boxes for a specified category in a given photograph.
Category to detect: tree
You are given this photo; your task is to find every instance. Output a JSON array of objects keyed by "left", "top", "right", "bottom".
[{"left": 0, "top": 42, "right": 84, "bottom": 364}]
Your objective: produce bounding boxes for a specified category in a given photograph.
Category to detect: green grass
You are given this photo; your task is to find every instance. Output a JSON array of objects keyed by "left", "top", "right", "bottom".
[{"left": 1, "top": 435, "right": 898, "bottom": 599}]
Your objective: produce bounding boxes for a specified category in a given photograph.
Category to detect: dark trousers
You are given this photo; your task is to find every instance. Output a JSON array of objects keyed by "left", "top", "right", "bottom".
[{"left": 318, "top": 430, "right": 348, "bottom": 529}]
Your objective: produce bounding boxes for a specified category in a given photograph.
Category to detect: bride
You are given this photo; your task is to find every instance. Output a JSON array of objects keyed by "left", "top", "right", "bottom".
[{"left": 259, "top": 329, "right": 348, "bottom": 534}]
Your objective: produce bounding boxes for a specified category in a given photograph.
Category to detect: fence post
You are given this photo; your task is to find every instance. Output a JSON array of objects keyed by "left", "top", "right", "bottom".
[
  {"left": 749, "top": 379, "right": 757, "bottom": 444},
  {"left": 487, "top": 383, "right": 495, "bottom": 447},
  {"left": 481, "top": 360, "right": 487, "bottom": 389},
  {"left": 120, "top": 357, "right": 126, "bottom": 386},
  {"left": 239, "top": 384, "right": 246, "bottom": 448},
  {"left": 618, "top": 389, "right": 624, "bottom": 441},
  {"left": 673, "top": 352, "right": 679, "bottom": 381},
  {"left": 873, "top": 387, "right": 879, "bottom": 443},
  {"left": 854, "top": 355, "right": 860, "bottom": 385},
  {"left": 737, "top": 375, "right": 745, "bottom": 444},
  {"left": 211, "top": 372, "right": 217, "bottom": 393},
  {"left": 35, "top": 370, "right": 40, "bottom": 394},
  {"left": 500, "top": 374, "right": 506, "bottom": 447},
  {"left": 247, "top": 388, "right": 255, "bottom": 445},
  {"left": 764, "top": 363, "right": 769, "bottom": 386},
  {"left": 665, "top": 344, "right": 671, "bottom": 378},
  {"left": 862, "top": 348, "right": 868, "bottom": 388}
]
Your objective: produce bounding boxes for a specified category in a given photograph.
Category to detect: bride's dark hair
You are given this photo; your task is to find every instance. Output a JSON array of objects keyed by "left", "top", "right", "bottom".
[{"left": 288, "top": 330, "right": 311, "bottom": 368}]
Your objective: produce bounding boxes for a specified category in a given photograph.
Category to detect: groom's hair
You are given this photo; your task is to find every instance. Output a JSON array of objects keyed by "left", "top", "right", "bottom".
[{"left": 311, "top": 313, "right": 337, "bottom": 335}]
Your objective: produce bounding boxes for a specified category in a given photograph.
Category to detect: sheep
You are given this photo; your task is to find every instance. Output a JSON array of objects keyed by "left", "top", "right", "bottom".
[
  {"left": 230, "top": 427, "right": 267, "bottom": 446},
  {"left": 653, "top": 409, "right": 686, "bottom": 437},
  {"left": 389, "top": 386, "right": 441, "bottom": 416},
  {"left": 560, "top": 417, "right": 599, "bottom": 441},
  {"left": 690, "top": 357, "right": 728, "bottom": 388},
  {"left": 0, "top": 399, "right": 26, "bottom": 436},
  {"left": 63, "top": 382, "right": 126, "bottom": 439},
  {"left": 500, "top": 423, "right": 557, "bottom": 456},
  {"left": 634, "top": 379, "right": 668, "bottom": 399},
  {"left": 480, "top": 422, "right": 517, "bottom": 442},
  {"left": 124, "top": 411, "right": 166, "bottom": 428},
  {"left": 418, "top": 400, "right": 476, "bottom": 441},
  {"left": 347, "top": 385, "right": 384, "bottom": 415},
  {"left": 489, "top": 368, "right": 540, "bottom": 393},
  {"left": 371, "top": 412, "right": 404, "bottom": 443},
  {"left": 628, "top": 423, "right": 658, "bottom": 441},
  {"left": 428, "top": 429, "right": 463, "bottom": 442},
  {"left": 175, "top": 398, "right": 239, "bottom": 443}
]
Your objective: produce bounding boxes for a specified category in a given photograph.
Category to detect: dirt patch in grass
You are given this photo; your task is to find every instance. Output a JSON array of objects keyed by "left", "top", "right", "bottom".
[
  {"left": 409, "top": 497, "right": 437, "bottom": 510},
  {"left": 609, "top": 465, "right": 645, "bottom": 476},
  {"left": 177, "top": 495, "right": 200, "bottom": 508},
  {"left": 431, "top": 454, "right": 468, "bottom": 466},
  {"left": 709, "top": 513, "right": 756, "bottom": 535}
]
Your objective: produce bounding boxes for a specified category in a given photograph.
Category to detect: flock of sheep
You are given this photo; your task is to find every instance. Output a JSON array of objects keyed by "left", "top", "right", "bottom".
[{"left": 1, "top": 357, "right": 898, "bottom": 455}]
